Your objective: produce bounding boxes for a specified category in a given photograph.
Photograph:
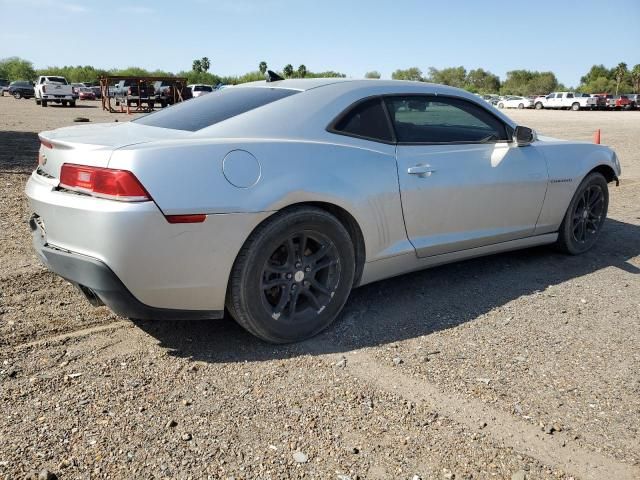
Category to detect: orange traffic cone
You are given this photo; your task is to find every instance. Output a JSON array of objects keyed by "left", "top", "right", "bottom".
[{"left": 594, "top": 129, "right": 601, "bottom": 144}]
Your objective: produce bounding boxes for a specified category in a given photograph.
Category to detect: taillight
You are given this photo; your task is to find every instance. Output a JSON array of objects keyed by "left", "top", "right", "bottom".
[
  {"left": 42, "top": 85, "right": 46, "bottom": 93},
  {"left": 59, "top": 164, "right": 150, "bottom": 202}
]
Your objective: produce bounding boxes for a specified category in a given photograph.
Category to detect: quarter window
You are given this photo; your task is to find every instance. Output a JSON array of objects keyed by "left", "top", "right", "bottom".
[
  {"left": 384, "top": 96, "right": 509, "bottom": 144},
  {"left": 332, "top": 98, "right": 393, "bottom": 142}
]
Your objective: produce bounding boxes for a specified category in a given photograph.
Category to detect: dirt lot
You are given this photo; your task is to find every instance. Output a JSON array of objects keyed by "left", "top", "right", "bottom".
[{"left": 1, "top": 97, "right": 639, "bottom": 480}]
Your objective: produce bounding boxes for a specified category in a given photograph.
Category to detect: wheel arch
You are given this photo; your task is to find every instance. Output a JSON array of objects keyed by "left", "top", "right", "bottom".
[
  {"left": 588, "top": 164, "right": 618, "bottom": 185},
  {"left": 235, "top": 201, "right": 367, "bottom": 288}
]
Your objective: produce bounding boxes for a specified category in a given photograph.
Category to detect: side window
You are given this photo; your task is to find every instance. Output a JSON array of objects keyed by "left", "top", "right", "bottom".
[
  {"left": 547, "top": 94, "right": 554, "bottom": 99},
  {"left": 332, "top": 98, "right": 393, "bottom": 142},
  {"left": 567, "top": 93, "right": 574, "bottom": 98},
  {"left": 384, "top": 96, "right": 509, "bottom": 144}
]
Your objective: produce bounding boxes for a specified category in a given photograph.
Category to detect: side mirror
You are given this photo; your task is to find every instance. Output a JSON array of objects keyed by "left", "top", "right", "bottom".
[{"left": 514, "top": 126, "right": 535, "bottom": 146}]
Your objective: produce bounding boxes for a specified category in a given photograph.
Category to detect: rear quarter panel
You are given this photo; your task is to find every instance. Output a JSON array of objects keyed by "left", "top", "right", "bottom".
[{"left": 108, "top": 138, "right": 409, "bottom": 263}]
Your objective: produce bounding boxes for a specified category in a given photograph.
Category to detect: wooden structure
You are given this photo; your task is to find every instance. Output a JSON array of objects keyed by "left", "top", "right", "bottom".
[{"left": 99, "top": 76, "right": 188, "bottom": 114}]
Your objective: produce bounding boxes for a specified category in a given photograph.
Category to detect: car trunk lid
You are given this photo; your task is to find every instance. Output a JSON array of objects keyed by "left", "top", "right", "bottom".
[{"left": 37, "top": 122, "right": 191, "bottom": 179}]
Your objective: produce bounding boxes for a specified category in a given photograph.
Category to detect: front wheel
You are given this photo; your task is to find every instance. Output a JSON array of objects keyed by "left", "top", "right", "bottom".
[
  {"left": 227, "top": 206, "right": 356, "bottom": 343},
  {"left": 555, "top": 172, "right": 608, "bottom": 255},
  {"left": 69, "top": 100, "right": 76, "bottom": 107},
  {"left": 41, "top": 100, "right": 47, "bottom": 107},
  {"left": 518, "top": 103, "right": 524, "bottom": 109},
  {"left": 13, "top": 92, "right": 21, "bottom": 99},
  {"left": 498, "top": 103, "right": 504, "bottom": 109},
  {"left": 535, "top": 102, "right": 543, "bottom": 110}
]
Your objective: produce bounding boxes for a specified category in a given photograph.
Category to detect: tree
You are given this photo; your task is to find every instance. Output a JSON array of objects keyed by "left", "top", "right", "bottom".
[
  {"left": 364, "top": 71, "right": 381, "bottom": 79},
  {"left": 283, "top": 64, "right": 294, "bottom": 78},
  {"left": 631, "top": 64, "right": 640, "bottom": 93},
  {"left": 0, "top": 57, "right": 36, "bottom": 81},
  {"left": 391, "top": 67, "right": 423, "bottom": 81},
  {"left": 192, "top": 59, "right": 202, "bottom": 73},
  {"left": 258, "top": 61, "right": 268, "bottom": 75},
  {"left": 501, "top": 70, "right": 558, "bottom": 95},
  {"left": 614, "top": 62, "right": 628, "bottom": 94},
  {"left": 465, "top": 68, "right": 500, "bottom": 93},
  {"left": 200, "top": 57, "right": 210, "bottom": 72},
  {"left": 427, "top": 66, "right": 467, "bottom": 88},
  {"left": 297, "top": 64, "right": 307, "bottom": 78}
]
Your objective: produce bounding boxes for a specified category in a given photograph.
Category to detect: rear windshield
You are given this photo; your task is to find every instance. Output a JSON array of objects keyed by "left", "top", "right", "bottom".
[
  {"left": 193, "top": 85, "right": 213, "bottom": 92},
  {"left": 46, "top": 77, "right": 68, "bottom": 84},
  {"left": 134, "top": 87, "right": 299, "bottom": 131}
]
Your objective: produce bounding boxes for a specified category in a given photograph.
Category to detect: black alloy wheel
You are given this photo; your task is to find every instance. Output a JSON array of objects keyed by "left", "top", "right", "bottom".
[
  {"left": 556, "top": 172, "right": 609, "bottom": 254},
  {"left": 260, "top": 231, "right": 341, "bottom": 323},
  {"left": 228, "top": 206, "right": 355, "bottom": 343}
]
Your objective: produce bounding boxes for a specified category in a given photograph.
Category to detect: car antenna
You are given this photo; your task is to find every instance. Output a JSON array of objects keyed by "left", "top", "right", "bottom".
[{"left": 266, "top": 70, "right": 284, "bottom": 82}]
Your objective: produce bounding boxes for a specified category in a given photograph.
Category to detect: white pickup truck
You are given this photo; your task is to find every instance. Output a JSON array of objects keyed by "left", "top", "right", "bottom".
[
  {"left": 34, "top": 76, "right": 77, "bottom": 107},
  {"left": 533, "top": 92, "right": 598, "bottom": 111}
]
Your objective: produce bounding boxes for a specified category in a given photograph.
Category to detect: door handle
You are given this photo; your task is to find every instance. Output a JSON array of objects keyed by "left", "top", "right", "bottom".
[{"left": 407, "top": 165, "right": 436, "bottom": 177}]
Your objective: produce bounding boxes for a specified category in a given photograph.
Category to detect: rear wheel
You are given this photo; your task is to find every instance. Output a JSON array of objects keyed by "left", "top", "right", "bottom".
[
  {"left": 498, "top": 102, "right": 504, "bottom": 109},
  {"left": 69, "top": 100, "right": 76, "bottom": 107},
  {"left": 555, "top": 172, "right": 608, "bottom": 255},
  {"left": 518, "top": 103, "right": 524, "bottom": 109},
  {"left": 571, "top": 102, "right": 580, "bottom": 111},
  {"left": 13, "top": 91, "right": 21, "bottom": 99},
  {"left": 227, "top": 206, "right": 355, "bottom": 343},
  {"left": 535, "top": 102, "right": 543, "bottom": 110},
  {"left": 41, "top": 100, "right": 47, "bottom": 107}
]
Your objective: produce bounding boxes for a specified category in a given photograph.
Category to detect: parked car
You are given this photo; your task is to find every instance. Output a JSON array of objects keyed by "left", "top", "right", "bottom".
[
  {"left": 497, "top": 96, "right": 533, "bottom": 109},
  {"left": 112, "top": 79, "right": 156, "bottom": 108},
  {"left": 26, "top": 79, "right": 621, "bottom": 343},
  {"left": 609, "top": 95, "right": 633, "bottom": 110},
  {"left": 594, "top": 93, "right": 613, "bottom": 110},
  {"left": 625, "top": 94, "right": 639, "bottom": 109},
  {"left": 8, "top": 80, "right": 35, "bottom": 99},
  {"left": 0, "top": 78, "right": 10, "bottom": 96},
  {"left": 534, "top": 92, "right": 599, "bottom": 110},
  {"left": 34, "top": 76, "right": 77, "bottom": 107},
  {"left": 77, "top": 87, "right": 96, "bottom": 100},
  {"left": 189, "top": 84, "right": 213, "bottom": 98}
]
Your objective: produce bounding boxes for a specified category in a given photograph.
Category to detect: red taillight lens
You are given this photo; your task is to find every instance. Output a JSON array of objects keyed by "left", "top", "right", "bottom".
[{"left": 59, "top": 164, "right": 150, "bottom": 201}]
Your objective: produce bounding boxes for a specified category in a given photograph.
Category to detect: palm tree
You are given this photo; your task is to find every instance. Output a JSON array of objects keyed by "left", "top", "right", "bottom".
[
  {"left": 259, "top": 61, "right": 268, "bottom": 75},
  {"left": 283, "top": 64, "right": 294, "bottom": 78},
  {"left": 631, "top": 64, "right": 640, "bottom": 93},
  {"left": 297, "top": 64, "right": 307, "bottom": 78},
  {"left": 614, "top": 62, "right": 627, "bottom": 94},
  {"left": 192, "top": 59, "right": 202, "bottom": 73},
  {"left": 201, "top": 57, "right": 210, "bottom": 72}
]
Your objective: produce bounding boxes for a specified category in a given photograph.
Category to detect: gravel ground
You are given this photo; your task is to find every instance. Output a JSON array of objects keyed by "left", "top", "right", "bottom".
[{"left": 1, "top": 96, "right": 639, "bottom": 480}]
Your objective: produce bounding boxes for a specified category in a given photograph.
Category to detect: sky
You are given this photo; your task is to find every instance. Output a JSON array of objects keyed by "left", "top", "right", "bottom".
[{"left": 1, "top": 0, "right": 639, "bottom": 87}]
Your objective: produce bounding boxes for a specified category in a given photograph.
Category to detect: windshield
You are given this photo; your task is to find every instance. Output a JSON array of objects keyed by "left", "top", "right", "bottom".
[{"left": 134, "top": 87, "right": 299, "bottom": 131}]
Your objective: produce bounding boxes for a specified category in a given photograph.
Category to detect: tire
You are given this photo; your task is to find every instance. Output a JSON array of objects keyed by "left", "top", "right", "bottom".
[
  {"left": 13, "top": 91, "right": 21, "bottom": 99},
  {"left": 62, "top": 101, "right": 68, "bottom": 107},
  {"left": 555, "top": 172, "right": 608, "bottom": 255},
  {"left": 41, "top": 100, "right": 47, "bottom": 107},
  {"left": 35, "top": 99, "right": 41, "bottom": 105},
  {"left": 535, "top": 102, "right": 543, "bottom": 110},
  {"left": 498, "top": 103, "right": 504, "bottom": 109},
  {"left": 69, "top": 101, "right": 76, "bottom": 107},
  {"left": 518, "top": 103, "right": 524, "bottom": 109},
  {"left": 571, "top": 102, "right": 580, "bottom": 111},
  {"left": 227, "top": 206, "right": 356, "bottom": 343}
]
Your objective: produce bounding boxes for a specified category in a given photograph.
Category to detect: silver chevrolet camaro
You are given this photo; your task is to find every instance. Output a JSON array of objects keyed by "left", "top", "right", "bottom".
[{"left": 26, "top": 77, "right": 621, "bottom": 343}]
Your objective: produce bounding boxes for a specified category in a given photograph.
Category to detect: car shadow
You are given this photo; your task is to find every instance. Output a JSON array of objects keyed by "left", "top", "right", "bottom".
[{"left": 134, "top": 217, "right": 639, "bottom": 363}]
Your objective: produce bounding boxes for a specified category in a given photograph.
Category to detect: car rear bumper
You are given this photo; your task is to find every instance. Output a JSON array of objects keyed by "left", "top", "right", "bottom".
[
  {"left": 25, "top": 171, "right": 272, "bottom": 317},
  {"left": 30, "top": 227, "right": 223, "bottom": 320}
]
